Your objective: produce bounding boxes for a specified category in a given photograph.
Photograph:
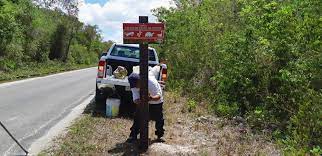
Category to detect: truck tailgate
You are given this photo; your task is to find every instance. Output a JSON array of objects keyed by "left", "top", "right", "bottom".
[{"left": 101, "top": 76, "right": 130, "bottom": 87}]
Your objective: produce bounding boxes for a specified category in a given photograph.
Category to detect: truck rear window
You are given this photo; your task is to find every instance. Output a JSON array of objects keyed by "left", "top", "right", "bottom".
[{"left": 110, "top": 45, "right": 156, "bottom": 61}]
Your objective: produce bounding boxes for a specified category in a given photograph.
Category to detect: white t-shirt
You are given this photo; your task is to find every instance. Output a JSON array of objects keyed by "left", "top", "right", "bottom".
[
  {"left": 131, "top": 76, "right": 163, "bottom": 104},
  {"left": 149, "top": 65, "right": 160, "bottom": 80}
]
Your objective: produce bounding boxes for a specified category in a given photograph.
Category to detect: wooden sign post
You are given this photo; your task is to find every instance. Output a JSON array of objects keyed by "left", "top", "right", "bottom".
[
  {"left": 138, "top": 16, "right": 149, "bottom": 151},
  {"left": 123, "top": 17, "right": 165, "bottom": 151}
]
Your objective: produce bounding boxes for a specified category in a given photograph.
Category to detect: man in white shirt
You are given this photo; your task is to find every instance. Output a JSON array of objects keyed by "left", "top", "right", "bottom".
[{"left": 127, "top": 73, "right": 165, "bottom": 143}]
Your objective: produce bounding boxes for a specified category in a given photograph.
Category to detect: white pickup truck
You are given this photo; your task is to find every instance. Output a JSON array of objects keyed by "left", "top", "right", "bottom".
[{"left": 95, "top": 43, "right": 167, "bottom": 112}]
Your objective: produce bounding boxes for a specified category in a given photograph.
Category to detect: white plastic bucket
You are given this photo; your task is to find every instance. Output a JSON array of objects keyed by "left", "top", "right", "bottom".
[{"left": 106, "top": 98, "right": 120, "bottom": 117}]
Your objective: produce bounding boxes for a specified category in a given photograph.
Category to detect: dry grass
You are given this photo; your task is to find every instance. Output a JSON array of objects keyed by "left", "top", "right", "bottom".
[
  {"left": 160, "top": 92, "right": 280, "bottom": 156},
  {"left": 40, "top": 105, "right": 137, "bottom": 155},
  {"left": 40, "top": 92, "right": 281, "bottom": 156}
]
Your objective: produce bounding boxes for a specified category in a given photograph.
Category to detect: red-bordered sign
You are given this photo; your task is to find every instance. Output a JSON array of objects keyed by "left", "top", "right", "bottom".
[{"left": 123, "top": 23, "right": 165, "bottom": 44}]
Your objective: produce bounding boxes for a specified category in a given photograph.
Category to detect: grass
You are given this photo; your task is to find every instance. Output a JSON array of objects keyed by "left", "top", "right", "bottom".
[
  {"left": 40, "top": 92, "right": 281, "bottom": 156},
  {"left": 38, "top": 115, "right": 98, "bottom": 155},
  {"left": 39, "top": 101, "right": 137, "bottom": 155},
  {"left": 0, "top": 61, "right": 96, "bottom": 83},
  {"left": 48, "top": 115, "right": 98, "bottom": 155}
]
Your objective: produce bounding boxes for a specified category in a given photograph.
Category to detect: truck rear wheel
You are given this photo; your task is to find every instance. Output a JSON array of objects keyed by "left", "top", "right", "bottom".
[{"left": 95, "top": 85, "right": 107, "bottom": 112}]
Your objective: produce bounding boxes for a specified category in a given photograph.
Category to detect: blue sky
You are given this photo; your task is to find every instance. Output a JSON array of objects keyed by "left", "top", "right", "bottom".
[
  {"left": 85, "top": 0, "right": 107, "bottom": 6},
  {"left": 78, "top": 0, "right": 175, "bottom": 42}
]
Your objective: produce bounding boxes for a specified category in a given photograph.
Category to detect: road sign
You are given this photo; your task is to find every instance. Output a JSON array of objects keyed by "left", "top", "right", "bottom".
[
  {"left": 123, "top": 23, "right": 165, "bottom": 44},
  {"left": 123, "top": 16, "right": 164, "bottom": 152}
]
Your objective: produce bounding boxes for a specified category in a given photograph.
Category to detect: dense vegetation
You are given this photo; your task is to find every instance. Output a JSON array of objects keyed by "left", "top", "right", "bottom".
[
  {"left": 0, "top": 0, "right": 112, "bottom": 81},
  {"left": 154, "top": 0, "right": 321, "bottom": 154}
]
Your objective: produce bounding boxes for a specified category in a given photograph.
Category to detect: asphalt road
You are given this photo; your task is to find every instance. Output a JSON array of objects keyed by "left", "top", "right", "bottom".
[{"left": 0, "top": 67, "right": 96, "bottom": 155}]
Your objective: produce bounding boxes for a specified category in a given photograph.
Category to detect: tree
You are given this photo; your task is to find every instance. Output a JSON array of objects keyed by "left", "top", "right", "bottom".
[
  {"left": 153, "top": 0, "right": 322, "bottom": 153},
  {"left": 49, "top": 24, "right": 68, "bottom": 60}
]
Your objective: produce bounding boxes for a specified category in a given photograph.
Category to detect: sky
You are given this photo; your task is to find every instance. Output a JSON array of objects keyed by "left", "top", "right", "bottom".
[{"left": 78, "top": 0, "right": 175, "bottom": 42}]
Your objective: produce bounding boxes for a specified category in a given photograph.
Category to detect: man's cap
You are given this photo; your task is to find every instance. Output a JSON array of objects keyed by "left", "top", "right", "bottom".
[{"left": 128, "top": 73, "right": 140, "bottom": 88}]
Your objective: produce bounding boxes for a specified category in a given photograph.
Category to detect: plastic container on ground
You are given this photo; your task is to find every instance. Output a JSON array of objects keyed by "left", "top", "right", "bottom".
[{"left": 106, "top": 98, "right": 120, "bottom": 117}]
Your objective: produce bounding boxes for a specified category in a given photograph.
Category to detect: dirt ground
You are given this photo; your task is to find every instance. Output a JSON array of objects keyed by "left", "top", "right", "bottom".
[{"left": 42, "top": 92, "right": 281, "bottom": 156}]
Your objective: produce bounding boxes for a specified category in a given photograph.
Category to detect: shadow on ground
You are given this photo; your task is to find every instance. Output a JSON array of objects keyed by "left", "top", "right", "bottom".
[
  {"left": 107, "top": 139, "right": 163, "bottom": 156},
  {"left": 108, "top": 141, "right": 140, "bottom": 156},
  {"left": 82, "top": 97, "right": 141, "bottom": 156},
  {"left": 83, "top": 97, "right": 135, "bottom": 118}
]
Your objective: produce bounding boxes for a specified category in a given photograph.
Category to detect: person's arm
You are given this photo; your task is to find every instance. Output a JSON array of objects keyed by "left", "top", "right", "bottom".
[
  {"left": 149, "top": 94, "right": 161, "bottom": 101},
  {"left": 131, "top": 88, "right": 140, "bottom": 105},
  {"left": 134, "top": 99, "right": 141, "bottom": 105},
  {"left": 148, "top": 78, "right": 162, "bottom": 101}
]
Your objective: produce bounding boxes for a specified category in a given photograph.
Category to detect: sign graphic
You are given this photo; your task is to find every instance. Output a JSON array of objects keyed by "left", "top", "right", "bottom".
[{"left": 123, "top": 23, "right": 165, "bottom": 44}]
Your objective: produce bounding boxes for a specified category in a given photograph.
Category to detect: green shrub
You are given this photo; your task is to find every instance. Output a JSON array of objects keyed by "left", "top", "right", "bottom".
[
  {"left": 187, "top": 99, "right": 197, "bottom": 112},
  {"left": 70, "top": 44, "right": 86, "bottom": 64},
  {"left": 154, "top": 0, "right": 322, "bottom": 153},
  {"left": 0, "top": 0, "right": 104, "bottom": 74},
  {"left": 215, "top": 103, "right": 239, "bottom": 117}
]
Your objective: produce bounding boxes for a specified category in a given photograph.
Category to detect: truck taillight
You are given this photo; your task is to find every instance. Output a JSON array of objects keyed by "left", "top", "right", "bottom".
[
  {"left": 97, "top": 60, "right": 106, "bottom": 78},
  {"left": 161, "top": 67, "right": 167, "bottom": 81}
]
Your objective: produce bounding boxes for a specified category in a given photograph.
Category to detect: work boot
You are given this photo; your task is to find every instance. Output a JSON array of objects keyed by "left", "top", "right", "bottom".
[
  {"left": 126, "top": 136, "right": 137, "bottom": 143},
  {"left": 155, "top": 136, "right": 165, "bottom": 143}
]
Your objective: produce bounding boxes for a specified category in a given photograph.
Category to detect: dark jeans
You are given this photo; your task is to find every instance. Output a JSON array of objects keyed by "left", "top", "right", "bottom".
[{"left": 130, "top": 103, "right": 165, "bottom": 138}]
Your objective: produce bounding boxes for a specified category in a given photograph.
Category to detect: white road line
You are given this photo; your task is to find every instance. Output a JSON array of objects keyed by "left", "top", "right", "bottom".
[
  {"left": 6, "top": 116, "right": 18, "bottom": 122},
  {"left": 4, "top": 93, "right": 95, "bottom": 156},
  {"left": 0, "top": 67, "right": 96, "bottom": 88}
]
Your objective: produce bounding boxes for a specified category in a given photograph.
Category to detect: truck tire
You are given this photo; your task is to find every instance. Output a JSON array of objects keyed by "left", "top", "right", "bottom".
[{"left": 95, "top": 85, "right": 107, "bottom": 111}]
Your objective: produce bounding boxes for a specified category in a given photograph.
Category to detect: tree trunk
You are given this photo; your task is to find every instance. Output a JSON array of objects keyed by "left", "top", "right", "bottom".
[{"left": 63, "top": 27, "right": 74, "bottom": 62}]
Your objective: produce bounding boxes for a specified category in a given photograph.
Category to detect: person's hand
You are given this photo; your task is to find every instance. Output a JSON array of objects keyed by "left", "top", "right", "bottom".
[
  {"left": 134, "top": 99, "right": 140, "bottom": 105},
  {"left": 149, "top": 94, "right": 161, "bottom": 101},
  {"left": 158, "top": 81, "right": 166, "bottom": 85}
]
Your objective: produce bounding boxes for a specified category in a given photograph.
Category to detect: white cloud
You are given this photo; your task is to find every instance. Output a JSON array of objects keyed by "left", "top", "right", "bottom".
[{"left": 78, "top": 0, "right": 175, "bottom": 42}]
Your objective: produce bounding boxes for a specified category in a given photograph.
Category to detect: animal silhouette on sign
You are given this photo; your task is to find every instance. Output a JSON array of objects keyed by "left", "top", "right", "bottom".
[
  {"left": 145, "top": 32, "right": 154, "bottom": 37},
  {"left": 125, "top": 32, "right": 134, "bottom": 37},
  {"left": 137, "top": 31, "right": 142, "bottom": 37},
  {"left": 157, "top": 33, "right": 163, "bottom": 38}
]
